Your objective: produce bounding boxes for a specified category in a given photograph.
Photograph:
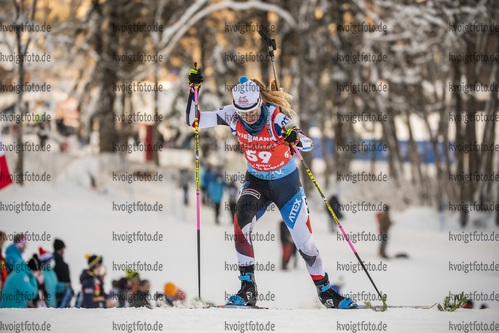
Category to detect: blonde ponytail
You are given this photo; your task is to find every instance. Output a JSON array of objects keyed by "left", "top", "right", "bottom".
[{"left": 252, "top": 79, "right": 296, "bottom": 119}]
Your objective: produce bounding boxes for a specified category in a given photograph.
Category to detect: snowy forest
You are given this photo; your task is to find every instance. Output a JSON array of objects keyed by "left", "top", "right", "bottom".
[{"left": 1, "top": 0, "right": 498, "bottom": 225}]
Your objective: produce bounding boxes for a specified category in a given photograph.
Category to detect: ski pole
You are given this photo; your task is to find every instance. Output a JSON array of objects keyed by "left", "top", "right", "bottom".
[
  {"left": 258, "top": 30, "right": 279, "bottom": 90},
  {"left": 193, "top": 62, "right": 202, "bottom": 300},
  {"left": 258, "top": 30, "right": 386, "bottom": 307}
]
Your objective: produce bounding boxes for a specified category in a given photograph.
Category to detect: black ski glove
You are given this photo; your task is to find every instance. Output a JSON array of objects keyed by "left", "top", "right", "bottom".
[
  {"left": 282, "top": 128, "right": 300, "bottom": 156},
  {"left": 283, "top": 128, "right": 299, "bottom": 144},
  {"left": 188, "top": 68, "right": 203, "bottom": 90}
]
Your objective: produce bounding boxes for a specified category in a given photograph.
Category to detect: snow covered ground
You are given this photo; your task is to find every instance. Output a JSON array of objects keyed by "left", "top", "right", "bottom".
[
  {"left": 0, "top": 141, "right": 498, "bottom": 333},
  {"left": 2, "top": 307, "right": 499, "bottom": 333}
]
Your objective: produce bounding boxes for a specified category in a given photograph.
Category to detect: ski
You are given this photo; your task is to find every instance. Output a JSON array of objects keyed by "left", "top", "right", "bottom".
[
  {"left": 211, "top": 304, "right": 434, "bottom": 310},
  {"left": 218, "top": 304, "right": 268, "bottom": 309},
  {"left": 358, "top": 303, "right": 437, "bottom": 310},
  {"left": 195, "top": 303, "right": 435, "bottom": 310},
  {"left": 190, "top": 304, "right": 266, "bottom": 309}
]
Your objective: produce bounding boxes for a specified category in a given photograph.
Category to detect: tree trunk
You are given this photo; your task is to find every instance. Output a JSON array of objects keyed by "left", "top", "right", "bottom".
[
  {"left": 14, "top": 24, "right": 25, "bottom": 185},
  {"left": 479, "top": 42, "right": 499, "bottom": 201},
  {"left": 152, "top": 1, "right": 161, "bottom": 167},
  {"left": 452, "top": 61, "right": 467, "bottom": 227},
  {"left": 96, "top": 0, "right": 117, "bottom": 153},
  {"left": 260, "top": 13, "right": 270, "bottom": 85},
  {"left": 377, "top": 94, "right": 400, "bottom": 186},
  {"left": 295, "top": 3, "right": 313, "bottom": 195},
  {"left": 405, "top": 108, "right": 420, "bottom": 187},
  {"left": 13, "top": 0, "right": 37, "bottom": 185}
]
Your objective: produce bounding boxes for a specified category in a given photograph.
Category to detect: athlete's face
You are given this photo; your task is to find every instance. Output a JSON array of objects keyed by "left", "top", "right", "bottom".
[{"left": 239, "top": 106, "right": 261, "bottom": 124}]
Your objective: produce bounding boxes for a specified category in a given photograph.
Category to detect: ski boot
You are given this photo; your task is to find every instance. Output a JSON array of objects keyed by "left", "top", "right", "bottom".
[
  {"left": 314, "top": 273, "right": 358, "bottom": 309},
  {"left": 226, "top": 265, "right": 258, "bottom": 306}
]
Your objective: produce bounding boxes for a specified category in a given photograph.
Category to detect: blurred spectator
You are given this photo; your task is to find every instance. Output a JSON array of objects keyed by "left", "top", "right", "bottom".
[
  {"left": 279, "top": 221, "right": 297, "bottom": 270},
  {"left": 56, "top": 118, "right": 68, "bottom": 136},
  {"left": 130, "top": 280, "right": 152, "bottom": 309},
  {"left": 26, "top": 254, "right": 49, "bottom": 308},
  {"left": 108, "top": 280, "right": 121, "bottom": 307},
  {"left": 181, "top": 133, "right": 195, "bottom": 149},
  {"left": 179, "top": 168, "right": 190, "bottom": 206},
  {"left": 376, "top": 206, "right": 392, "bottom": 259},
  {"left": 126, "top": 269, "right": 140, "bottom": 295},
  {"left": 208, "top": 173, "right": 226, "bottom": 224},
  {"left": 53, "top": 238, "right": 73, "bottom": 307},
  {"left": 438, "top": 200, "right": 446, "bottom": 231},
  {"left": 201, "top": 165, "right": 212, "bottom": 205},
  {"left": 39, "top": 247, "right": 67, "bottom": 308},
  {"left": 110, "top": 277, "right": 131, "bottom": 308},
  {"left": 156, "top": 282, "right": 186, "bottom": 307},
  {"left": 0, "top": 231, "right": 8, "bottom": 292},
  {"left": 5, "top": 233, "right": 26, "bottom": 273},
  {"left": 227, "top": 181, "right": 238, "bottom": 223},
  {"left": 77, "top": 127, "right": 87, "bottom": 148},
  {"left": 462, "top": 299, "right": 473, "bottom": 309},
  {"left": 326, "top": 195, "right": 343, "bottom": 232},
  {"left": 0, "top": 255, "right": 38, "bottom": 308},
  {"left": 199, "top": 164, "right": 206, "bottom": 204},
  {"left": 79, "top": 254, "right": 109, "bottom": 308},
  {"left": 37, "top": 120, "right": 49, "bottom": 148}
]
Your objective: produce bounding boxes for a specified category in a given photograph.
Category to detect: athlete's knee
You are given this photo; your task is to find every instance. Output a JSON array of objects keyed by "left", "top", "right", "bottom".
[
  {"left": 235, "top": 209, "right": 253, "bottom": 231},
  {"left": 293, "top": 232, "right": 314, "bottom": 251},
  {"left": 234, "top": 214, "right": 255, "bottom": 258},
  {"left": 296, "top": 236, "right": 322, "bottom": 266}
]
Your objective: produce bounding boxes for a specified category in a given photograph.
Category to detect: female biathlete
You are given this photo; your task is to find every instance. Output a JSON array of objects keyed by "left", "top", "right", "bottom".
[{"left": 186, "top": 68, "right": 357, "bottom": 309}]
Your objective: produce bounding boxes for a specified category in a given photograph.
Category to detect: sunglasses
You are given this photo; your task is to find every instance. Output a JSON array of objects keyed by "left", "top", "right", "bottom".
[{"left": 238, "top": 108, "right": 260, "bottom": 119}]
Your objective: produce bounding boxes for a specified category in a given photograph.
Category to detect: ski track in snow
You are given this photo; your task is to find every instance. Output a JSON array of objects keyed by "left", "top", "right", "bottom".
[
  {"left": 1, "top": 307, "right": 499, "bottom": 333},
  {"left": 0, "top": 152, "right": 498, "bottom": 332}
]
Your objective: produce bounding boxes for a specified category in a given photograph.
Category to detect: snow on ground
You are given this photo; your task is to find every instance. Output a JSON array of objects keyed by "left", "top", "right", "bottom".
[
  {"left": 0, "top": 145, "right": 498, "bottom": 333},
  {"left": 2, "top": 307, "right": 499, "bottom": 333}
]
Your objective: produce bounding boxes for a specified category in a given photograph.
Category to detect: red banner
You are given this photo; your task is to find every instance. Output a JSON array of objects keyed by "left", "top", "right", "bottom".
[{"left": 0, "top": 131, "right": 13, "bottom": 190}]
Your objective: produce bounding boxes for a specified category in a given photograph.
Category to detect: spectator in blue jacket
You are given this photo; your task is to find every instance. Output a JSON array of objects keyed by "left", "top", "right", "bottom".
[
  {"left": 39, "top": 247, "right": 67, "bottom": 308},
  {"left": 5, "top": 233, "right": 26, "bottom": 273},
  {"left": 0, "top": 256, "right": 39, "bottom": 308},
  {"left": 208, "top": 173, "right": 226, "bottom": 224},
  {"left": 202, "top": 165, "right": 214, "bottom": 205}
]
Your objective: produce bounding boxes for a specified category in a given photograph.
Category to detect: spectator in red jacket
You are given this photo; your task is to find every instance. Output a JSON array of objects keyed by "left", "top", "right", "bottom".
[{"left": 0, "top": 231, "right": 9, "bottom": 291}]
